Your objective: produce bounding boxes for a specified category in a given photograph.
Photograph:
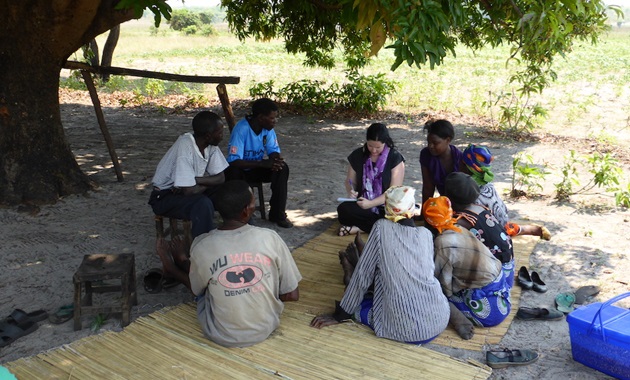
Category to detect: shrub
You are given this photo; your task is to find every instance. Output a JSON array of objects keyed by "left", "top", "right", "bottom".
[
  {"left": 248, "top": 72, "right": 396, "bottom": 114},
  {"left": 169, "top": 10, "right": 215, "bottom": 34}
]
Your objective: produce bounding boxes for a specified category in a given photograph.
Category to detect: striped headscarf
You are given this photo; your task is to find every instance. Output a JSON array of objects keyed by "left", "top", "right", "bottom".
[
  {"left": 422, "top": 196, "right": 461, "bottom": 234},
  {"left": 462, "top": 144, "right": 494, "bottom": 185},
  {"left": 384, "top": 186, "right": 416, "bottom": 223}
]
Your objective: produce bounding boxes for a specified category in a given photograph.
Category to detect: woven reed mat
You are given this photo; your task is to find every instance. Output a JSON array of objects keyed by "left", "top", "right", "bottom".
[
  {"left": 4, "top": 225, "right": 499, "bottom": 380},
  {"left": 292, "top": 223, "right": 538, "bottom": 351},
  {"left": 4, "top": 300, "right": 490, "bottom": 380}
]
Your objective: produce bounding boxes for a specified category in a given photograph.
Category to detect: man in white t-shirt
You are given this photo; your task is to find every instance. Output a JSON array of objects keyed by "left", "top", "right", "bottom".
[
  {"left": 156, "top": 180, "right": 301, "bottom": 347},
  {"left": 149, "top": 111, "right": 229, "bottom": 238}
]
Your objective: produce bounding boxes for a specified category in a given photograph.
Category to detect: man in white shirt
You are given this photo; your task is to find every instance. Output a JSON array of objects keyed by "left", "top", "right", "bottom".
[{"left": 149, "top": 111, "right": 228, "bottom": 238}]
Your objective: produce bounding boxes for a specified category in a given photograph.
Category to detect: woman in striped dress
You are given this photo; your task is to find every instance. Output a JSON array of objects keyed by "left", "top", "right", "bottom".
[{"left": 311, "top": 186, "right": 450, "bottom": 344}]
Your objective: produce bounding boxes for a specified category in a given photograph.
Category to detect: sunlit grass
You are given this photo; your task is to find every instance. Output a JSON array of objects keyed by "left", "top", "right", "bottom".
[{"left": 71, "top": 19, "right": 630, "bottom": 138}]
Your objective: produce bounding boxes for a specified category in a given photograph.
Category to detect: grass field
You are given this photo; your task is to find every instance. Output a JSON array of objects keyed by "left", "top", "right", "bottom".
[{"left": 63, "top": 19, "right": 630, "bottom": 139}]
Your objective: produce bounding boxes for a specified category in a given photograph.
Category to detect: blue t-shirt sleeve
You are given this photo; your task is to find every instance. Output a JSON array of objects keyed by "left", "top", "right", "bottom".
[
  {"left": 265, "top": 129, "right": 281, "bottom": 156},
  {"left": 226, "top": 122, "right": 247, "bottom": 163}
]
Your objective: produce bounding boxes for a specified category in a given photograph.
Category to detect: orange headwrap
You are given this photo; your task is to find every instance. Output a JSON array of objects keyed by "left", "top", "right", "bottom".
[{"left": 422, "top": 196, "right": 461, "bottom": 233}]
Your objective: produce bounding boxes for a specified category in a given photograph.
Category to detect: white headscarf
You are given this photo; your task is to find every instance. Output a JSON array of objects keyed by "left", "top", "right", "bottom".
[{"left": 384, "top": 186, "right": 416, "bottom": 223}]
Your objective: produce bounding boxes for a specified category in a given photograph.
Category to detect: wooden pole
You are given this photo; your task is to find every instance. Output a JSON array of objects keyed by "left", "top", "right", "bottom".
[
  {"left": 65, "top": 61, "right": 240, "bottom": 84},
  {"left": 216, "top": 84, "right": 236, "bottom": 132},
  {"left": 80, "top": 70, "right": 124, "bottom": 182}
]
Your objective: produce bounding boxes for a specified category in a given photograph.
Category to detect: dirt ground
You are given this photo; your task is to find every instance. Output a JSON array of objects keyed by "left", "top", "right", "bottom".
[{"left": 1, "top": 90, "right": 629, "bottom": 380}]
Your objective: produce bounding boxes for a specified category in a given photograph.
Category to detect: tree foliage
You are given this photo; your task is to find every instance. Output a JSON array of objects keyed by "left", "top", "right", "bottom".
[{"left": 221, "top": 0, "right": 622, "bottom": 95}]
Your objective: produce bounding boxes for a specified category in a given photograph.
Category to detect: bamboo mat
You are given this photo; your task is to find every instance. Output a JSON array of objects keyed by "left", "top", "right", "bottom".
[
  {"left": 4, "top": 224, "right": 502, "bottom": 380},
  {"left": 5, "top": 301, "right": 491, "bottom": 380},
  {"left": 290, "top": 223, "right": 538, "bottom": 351}
]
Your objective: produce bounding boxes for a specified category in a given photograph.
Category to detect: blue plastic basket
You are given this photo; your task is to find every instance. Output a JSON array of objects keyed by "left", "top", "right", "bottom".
[{"left": 567, "top": 292, "right": 630, "bottom": 380}]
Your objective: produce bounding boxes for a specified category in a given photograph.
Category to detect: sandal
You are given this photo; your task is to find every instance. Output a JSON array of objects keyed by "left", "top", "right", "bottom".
[
  {"left": 0, "top": 320, "right": 38, "bottom": 348},
  {"left": 338, "top": 225, "right": 353, "bottom": 236},
  {"left": 162, "top": 277, "right": 181, "bottom": 290},
  {"left": 486, "top": 348, "right": 539, "bottom": 369},
  {"left": 143, "top": 268, "right": 164, "bottom": 294},
  {"left": 574, "top": 285, "right": 600, "bottom": 304},
  {"left": 555, "top": 292, "right": 577, "bottom": 314},
  {"left": 4, "top": 309, "right": 48, "bottom": 325},
  {"left": 49, "top": 304, "right": 74, "bottom": 324},
  {"left": 338, "top": 225, "right": 360, "bottom": 237}
]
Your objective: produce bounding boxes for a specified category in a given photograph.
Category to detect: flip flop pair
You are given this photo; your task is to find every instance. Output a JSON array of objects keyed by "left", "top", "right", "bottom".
[{"left": 555, "top": 285, "right": 601, "bottom": 313}]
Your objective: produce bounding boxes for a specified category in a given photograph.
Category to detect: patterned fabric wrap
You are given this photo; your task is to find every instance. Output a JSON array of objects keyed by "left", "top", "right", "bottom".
[
  {"left": 363, "top": 145, "right": 390, "bottom": 213},
  {"left": 384, "top": 186, "right": 416, "bottom": 223},
  {"left": 462, "top": 144, "right": 495, "bottom": 186},
  {"left": 422, "top": 196, "right": 461, "bottom": 233},
  {"left": 449, "top": 260, "right": 514, "bottom": 327}
]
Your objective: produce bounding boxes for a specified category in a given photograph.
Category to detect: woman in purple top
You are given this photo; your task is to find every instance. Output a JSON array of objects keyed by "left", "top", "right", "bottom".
[{"left": 419, "top": 119, "right": 463, "bottom": 207}]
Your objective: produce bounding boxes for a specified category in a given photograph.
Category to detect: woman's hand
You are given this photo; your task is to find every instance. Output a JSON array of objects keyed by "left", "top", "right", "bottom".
[
  {"left": 310, "top": 314, "right": 340, "bottom": 329},
  {"left": 356, "top": 197, "right": 375, "bottom": 209},
  {"left": 348, "top": 189, "right": 358, "bottom": 198}
]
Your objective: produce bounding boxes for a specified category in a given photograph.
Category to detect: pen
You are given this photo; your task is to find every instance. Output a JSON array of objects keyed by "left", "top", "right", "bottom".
[{"left": 348, "top": 179, "right": 354, "bottom": 191}]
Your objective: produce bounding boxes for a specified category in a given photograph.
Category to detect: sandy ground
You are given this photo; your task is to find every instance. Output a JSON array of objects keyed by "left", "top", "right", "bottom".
[{"left": 1, "top": 91, "right": 629, "bottom": 380}]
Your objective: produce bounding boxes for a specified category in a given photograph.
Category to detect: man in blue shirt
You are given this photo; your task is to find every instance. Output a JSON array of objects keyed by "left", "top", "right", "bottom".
[{"left": 226, "top": 98, "right": 292, "bottom": 228}]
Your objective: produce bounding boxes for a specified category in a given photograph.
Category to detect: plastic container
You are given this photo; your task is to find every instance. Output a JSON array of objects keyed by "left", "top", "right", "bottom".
[{"left": 566, "top": 292, "right": 630, "bottom": 380}]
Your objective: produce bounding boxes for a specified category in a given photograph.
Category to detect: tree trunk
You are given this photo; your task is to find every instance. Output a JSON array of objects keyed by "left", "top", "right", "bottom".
[
  {"left": 101, "top": 25, "right": 121, "bottom": 82},
  {"left": 0, "top": 1, "right": 137, "bottom": 206},
  {"left": 0, "top": 51, "right": 92, "bottom": 205}
]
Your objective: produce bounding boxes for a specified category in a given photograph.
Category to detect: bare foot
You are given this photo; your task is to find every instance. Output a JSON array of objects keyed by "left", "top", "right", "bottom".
[
  {"left": 354, "top": 232, "right": 365, "bottom": 255},
  {"left": 170, "top": 236, "right": 189, "bottom": 266},
  {"left": 338, "top": 251, "right": 355, "bottom": 286},
  {"left": 449, "top": 303, "right": 475, "bottom": 340},
  {"left": 343, "top": 242, "right": 360, "bottom": 268}
]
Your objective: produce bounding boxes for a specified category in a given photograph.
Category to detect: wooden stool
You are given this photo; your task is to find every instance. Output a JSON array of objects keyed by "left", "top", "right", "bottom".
[
  {"left": 154, "top": 215, "right": 192, "bottom": 249},
  {"left": 73, "top": 253, "right": 137, "bottom": 331},
  {"left": 248, "top": 181, "right": 267, "bottom": 220}
]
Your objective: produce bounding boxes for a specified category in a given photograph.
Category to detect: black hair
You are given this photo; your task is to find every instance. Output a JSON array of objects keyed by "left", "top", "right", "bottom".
[
  {"left": 192, "top": 111, "right": 223, "bottom": 138},
  {"left": 363, "top": 123, "right": 395, "bottom": 155},
  {"left": 444, "top": 172, "right": 480, "bottom": 211},
  {"left": 251, "top": 98, "right": 278, "bottom": 118},
  {"left": 424, "top": 119, "right": 455, "bottom": 140},
  {"left": 213, "top": 180, "right": 253, "bottom": 221}
]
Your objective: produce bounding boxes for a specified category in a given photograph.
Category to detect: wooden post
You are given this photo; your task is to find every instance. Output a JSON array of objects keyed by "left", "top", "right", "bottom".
[
  {"left": 216, "top": 83, "right": 236, "bottom": 132},
  {"left": 80, "top": 70, "right": 124, "bottom": 182}
]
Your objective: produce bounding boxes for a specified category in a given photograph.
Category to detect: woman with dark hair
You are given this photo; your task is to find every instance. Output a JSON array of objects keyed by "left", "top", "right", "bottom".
[
  {"left": 419, "top": 119, "right": 463, "bottom": 206},
  {"left": 337, "top": 123, "right": 405, "bottom": 236}
]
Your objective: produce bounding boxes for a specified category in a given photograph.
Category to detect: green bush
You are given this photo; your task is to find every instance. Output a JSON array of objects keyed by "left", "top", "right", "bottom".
[
  {"left": 199, "top": 25, "right": 216, "bottom": 36},
  {"left": 484, "top": 91, "right": 548, "bottom": 134},
  {"left": 169, "top": 9, "right": 215, "bottom": 33},
  {"left": 182, "top": 25, "right": 198, "bottom": 35},
  {"left": 248, "top": 72, "right": 396, "bottom": 114},
  {"left": 555, "top": 150, "right": 625, "bottom": 203},
  {"left": 339, "top": 72, "right": 396, "bottom": 113},
  {"left": 511, "top": 153, "right": 550, "bottom": 197}
]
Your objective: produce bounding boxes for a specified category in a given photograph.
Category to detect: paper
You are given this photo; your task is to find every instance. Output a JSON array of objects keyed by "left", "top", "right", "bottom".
[{"left": 337, "top": 197, "right": 357, "bottom": 202}]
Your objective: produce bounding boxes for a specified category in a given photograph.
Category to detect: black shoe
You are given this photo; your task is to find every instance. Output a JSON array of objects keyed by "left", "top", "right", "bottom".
[
  {"left": 273, "top": 218, "right": 293, "bottom": 228},
  {"left": 531, "top": 271, "right": 547, "bottom": 293},
  {"left": 516, "top": 307, "right": 564, "bottom": 321},
  {"left": 517, "top": 266, "right": 533, "bottom": 290}
]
